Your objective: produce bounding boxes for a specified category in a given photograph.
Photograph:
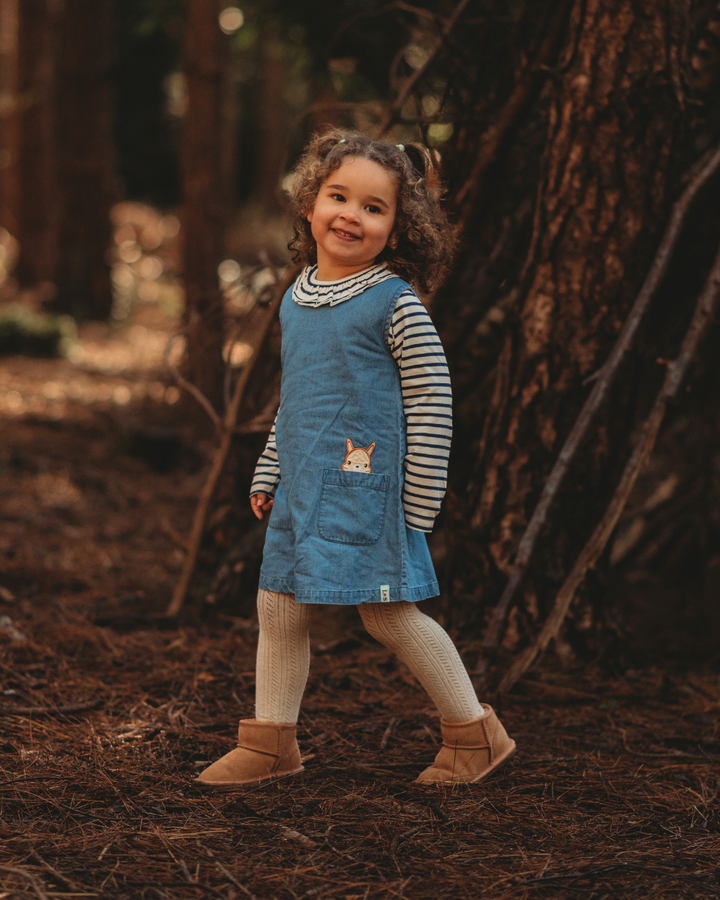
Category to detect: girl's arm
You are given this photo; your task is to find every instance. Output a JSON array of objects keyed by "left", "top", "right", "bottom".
[
  {"left": 249, "top": 416, "right": 281, "bottom": 503},
  {"left": 388, "top": 290, "right": 452, "bottom": 532}
]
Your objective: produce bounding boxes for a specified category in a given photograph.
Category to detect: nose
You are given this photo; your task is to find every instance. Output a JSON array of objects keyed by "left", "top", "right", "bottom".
[{"left": 339, "top": 203, "right": 360, "bottom": 224}]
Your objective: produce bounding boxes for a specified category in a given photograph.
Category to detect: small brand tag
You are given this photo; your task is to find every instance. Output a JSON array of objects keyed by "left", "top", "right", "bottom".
[{"left": 380, "top": 584, "right": 390, "bottom": 603}]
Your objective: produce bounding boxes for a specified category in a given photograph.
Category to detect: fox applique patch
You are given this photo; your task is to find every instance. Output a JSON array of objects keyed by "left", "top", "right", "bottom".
[{"left": 341, "top": 439, "right": 375, "bottom": 473}]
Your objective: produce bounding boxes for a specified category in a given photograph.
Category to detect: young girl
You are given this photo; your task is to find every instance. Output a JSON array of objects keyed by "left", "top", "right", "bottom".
[{"left": 197, "top": 129, "right": 515, "bottom": 789}]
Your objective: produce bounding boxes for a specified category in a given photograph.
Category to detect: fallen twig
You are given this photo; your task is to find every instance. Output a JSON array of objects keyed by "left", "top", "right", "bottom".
[
  {"left": 29, "top": 851, "right": 83, "bottom": 894},
  {"left": 166, "top": 267, "right": 298, "bottom": 617},
  {"left": 483, "top": 140, "right": 720, "bottom": 652},
  {"left": 278, "top": 825, "right": 318, "bottom": 849},
  {"left": 520, "top": 862, "right": 672, "bottom": 886},
  {"left": 0, "top": 865, "right": 49, "bottom": 899},
  {"left": 500, "top": 236, "right": 720, "bottom": 692},
  {"left": 0, "top": 698, "right": 102, "bottom": 717},
  {"left": 213, "top": 861, "right": 256, "bottom": 899},
  {"left": 611, "top": 723, "right": 717, "bottom": 761},
  {"left": 380, "top": 716, "right": 399, "bottom": 749}
]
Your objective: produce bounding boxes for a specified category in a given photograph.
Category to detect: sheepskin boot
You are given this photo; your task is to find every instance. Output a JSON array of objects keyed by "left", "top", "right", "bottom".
[
  {"left": 196, "top": 719, "right": 304, "bottom": 791},
  {"left": 416, "top": 706, "right": 516, "bottom": 785}
]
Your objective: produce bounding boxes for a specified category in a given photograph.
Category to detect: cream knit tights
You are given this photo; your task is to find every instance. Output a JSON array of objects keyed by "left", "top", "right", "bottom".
[
  {"left": 358, "top": 601, "right": 484, "bottom": 723},
  {"left": 254, "top": 590, "right": 483, "bottom": 725},
  {"left": 255, "top": 589, "right": 313, "bottom": 724}
]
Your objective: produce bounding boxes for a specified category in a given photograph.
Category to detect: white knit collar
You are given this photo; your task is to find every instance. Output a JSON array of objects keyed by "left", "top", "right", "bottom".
[{"left": 292, "top": 263, "right": 396, "bottom": 307}]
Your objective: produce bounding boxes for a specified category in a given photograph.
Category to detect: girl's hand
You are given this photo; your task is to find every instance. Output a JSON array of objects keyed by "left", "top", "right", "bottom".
[{"left": 251, "top": 492, "right": 274, "bottom": 520}]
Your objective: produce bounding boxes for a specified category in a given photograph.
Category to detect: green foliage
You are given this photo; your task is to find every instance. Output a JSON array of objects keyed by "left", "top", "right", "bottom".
[
  {"left": 0, "top": 306, "right": 77, "bottom": 358},
  {"left": 132, "top": 0, "right": 185, "bottom": 39}
]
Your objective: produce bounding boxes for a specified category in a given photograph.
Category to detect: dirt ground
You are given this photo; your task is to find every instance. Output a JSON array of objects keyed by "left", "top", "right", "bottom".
[{"left": 0, "top": 312, "right": 719, "bottom": 900}]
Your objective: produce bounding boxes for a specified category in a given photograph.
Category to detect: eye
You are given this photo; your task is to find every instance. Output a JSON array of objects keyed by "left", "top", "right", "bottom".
[
  {"left": 330, "top": 193, "right": 345, "bottom": 202},
  {"left": 365, "top": 204, "right": 381, "bottom": 214}
]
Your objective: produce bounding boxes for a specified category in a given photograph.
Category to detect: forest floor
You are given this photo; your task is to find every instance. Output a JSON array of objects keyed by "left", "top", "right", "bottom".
[{"left": 0, "top": 306, "right": 719, "bottom": 900}]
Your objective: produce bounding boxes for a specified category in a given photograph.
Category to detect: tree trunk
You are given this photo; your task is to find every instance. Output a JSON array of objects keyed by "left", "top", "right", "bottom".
[
  {"left": 181, "top": 0, "right": 229, "bottom": 413},
  {"left": 251, "top": 27, "right": 286, "bottom": 213},
  {"left": 437, "top": 0, "right": 687, "bottom": 638},
  {"left": 0, "top": 0, "right": 19, "bottom": 241},
  {"left": 15, "top": 0, "right": 59, "bottom": 289},
  {"left": 54, "top": 0, "right": 117, "bottom": 318}
]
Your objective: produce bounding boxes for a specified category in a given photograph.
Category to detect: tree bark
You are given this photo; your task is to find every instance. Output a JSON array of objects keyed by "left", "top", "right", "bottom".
[
  {"left": 54, "top": 0, "right": 117, "bottom": 318},
  {"left": 0, "top": 0, "right": 19, "bottom": 240},
  {"left": 181, "top": 0, "right": 229, "bottom": 413},
  {"left": 250, "top": 27, "right": 287, "bottom": 214},
  {"left": 15, "top": 0, "right": 59, "bottom": 289},
  {"left": 438, "top": 0, "right": 687, "bottom": 636}
]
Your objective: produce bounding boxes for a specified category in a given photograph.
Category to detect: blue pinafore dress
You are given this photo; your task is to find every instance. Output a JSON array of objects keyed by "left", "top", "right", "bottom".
[{"left": 258, "top": 275, "right": 439, "bottom": 605}]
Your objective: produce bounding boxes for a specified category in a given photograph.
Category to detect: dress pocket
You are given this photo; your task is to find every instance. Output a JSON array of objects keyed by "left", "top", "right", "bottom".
[
  {"left": 318, "top": 469, "right": 389, "bottom": 545},
  {"left": 267, "top": 483, "right": 293, "bottom": 531}
]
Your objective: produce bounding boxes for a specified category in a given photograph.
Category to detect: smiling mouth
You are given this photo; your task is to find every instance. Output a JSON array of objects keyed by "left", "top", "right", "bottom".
[{"left": 331, "top": 228, "right": 360, "bottom": 241}]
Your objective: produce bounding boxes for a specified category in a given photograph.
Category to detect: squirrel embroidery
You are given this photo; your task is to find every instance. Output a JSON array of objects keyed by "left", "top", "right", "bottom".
[{"left": 341, "top": 439, "right": 375, "bottom": 473}]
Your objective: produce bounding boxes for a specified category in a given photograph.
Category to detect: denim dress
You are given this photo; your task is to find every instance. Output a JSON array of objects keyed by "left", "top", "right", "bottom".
[{"left": 258, "top": 275, "right": 439, "bottom": 605}]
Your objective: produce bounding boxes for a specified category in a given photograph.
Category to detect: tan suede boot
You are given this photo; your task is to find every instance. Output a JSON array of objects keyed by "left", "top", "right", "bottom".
[
  {"left": 415, "top": 706, "right": 516, "bottom": 785},
  {"left": 196, "top": 719, "right": 304, "bottom": 791}
]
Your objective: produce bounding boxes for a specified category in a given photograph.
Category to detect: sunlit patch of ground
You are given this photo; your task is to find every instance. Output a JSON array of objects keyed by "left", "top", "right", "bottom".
[
  {"left": 0, "top": 325, "right": 183, "bottom": 422},
  {"left": 0, "top": 200, "right": 274, "bottom": 616},
  {"left": 0, "top": 302, "right": 208, "bottom": 605}
]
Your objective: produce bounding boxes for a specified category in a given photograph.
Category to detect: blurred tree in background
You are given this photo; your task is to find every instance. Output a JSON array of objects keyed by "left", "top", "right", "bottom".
[
  {"left": 0, "top": 0, "right": 19, "bottom": 242},
  {"left": 113, "top": 0, "right": 183, "bottom": 208},
  {"left": 14, "top": 0, "right": 59, "bottom": 291},
  {"left": 1, "top": 0, "right": 118, "bottom": 317},
  {"left": 54, "top": 0, "right": 118, "bottom": 318}
]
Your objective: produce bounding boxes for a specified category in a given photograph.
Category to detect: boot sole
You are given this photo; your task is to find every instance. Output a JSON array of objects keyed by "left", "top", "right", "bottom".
[
  {"left": 416, "top": 740, "right": 517, "bottom": 786},
  {"left": 195, "top": 764, "right": 305, "bottom": 792}
]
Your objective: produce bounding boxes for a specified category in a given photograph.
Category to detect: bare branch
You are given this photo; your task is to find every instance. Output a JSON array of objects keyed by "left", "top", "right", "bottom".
[
  {"left": 373, "top": 0, "right": 473, "bottom": 138},
  {"left": 301, "top": 99, "right": 385, "bottom": 120},
  {"left": 258, "top": 250, "right": 281, "bottom": 284},
  {"left": 164, "top": 331, "right": 222, "bottom": 432},
  {"left": 500, "top": 237, "right": 720, "bottom": 692},
  {"left": 454, "top": 0, "right": 572, "bottom": 223},
  {"left": 165, "top": 267, "right": 299, "bottom": 618},
  {"left": 223, "top": 325, "right": 244, "bottom": 413},
  {"left": 482, "top": 140, "right": 720, "bottom": 653},
  {"left": 327, "top": 1, "right": 442, "bottom": 59},
  {"left": 233, "top": 417, "right": 275, "bottom": 435}
]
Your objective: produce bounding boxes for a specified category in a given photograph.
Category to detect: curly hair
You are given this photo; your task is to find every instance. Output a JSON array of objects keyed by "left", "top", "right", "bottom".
[{"left": 287, "top": 128, "right": 457, "bottom": 294}]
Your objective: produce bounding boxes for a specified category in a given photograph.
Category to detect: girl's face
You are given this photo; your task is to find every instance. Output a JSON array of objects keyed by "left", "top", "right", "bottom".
[{"left": 308, "top": 157, "right": 398, "bottom": 280}]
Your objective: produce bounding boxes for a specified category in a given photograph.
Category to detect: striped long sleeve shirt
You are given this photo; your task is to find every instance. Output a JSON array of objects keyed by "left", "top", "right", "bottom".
[{"left": 250, "top": 265, "right": 452, "bottom": 533}]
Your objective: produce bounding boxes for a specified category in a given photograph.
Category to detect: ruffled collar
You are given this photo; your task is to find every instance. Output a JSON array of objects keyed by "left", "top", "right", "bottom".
[{"left": 292, "top": 263, "right": 397, "bottom": 307}]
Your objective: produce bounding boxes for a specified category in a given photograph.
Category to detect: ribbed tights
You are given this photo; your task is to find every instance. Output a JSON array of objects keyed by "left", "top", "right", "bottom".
[
  {"left": 358, "top": 601, "right": 483, "bottom": 723},
  {"left": 255, "top": 589, "right": 313, "bottom": 724},
  {"left": 255, "top": 590, "right": 483, "bottom": 724}
]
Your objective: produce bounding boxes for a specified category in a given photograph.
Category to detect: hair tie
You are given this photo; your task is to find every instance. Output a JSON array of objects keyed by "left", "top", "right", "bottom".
[
  {"left": 396, "top": 143, "right": 405, "bottom": 152},
  {"left": 338, "top": 138, "right": 346, "bottom": 144}
]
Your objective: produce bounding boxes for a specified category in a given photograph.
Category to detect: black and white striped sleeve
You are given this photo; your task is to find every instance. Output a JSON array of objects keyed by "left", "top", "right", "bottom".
[
  {"left": 249, "top": 416, "right": 280, "bottom": 497},
  {"left": 388, "top": 290, "right": 452, "bottom": 532}
]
